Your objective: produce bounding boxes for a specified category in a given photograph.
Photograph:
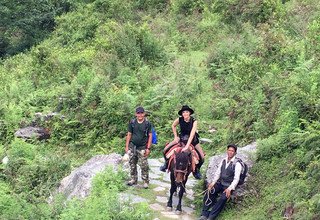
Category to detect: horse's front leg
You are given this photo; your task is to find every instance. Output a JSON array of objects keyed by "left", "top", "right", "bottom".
[
  {"left": 176, "top": 183, "right": 185, "bottom": 213},
  {"left": 167, "top": 173, "right": 176, "bottom": 210}
]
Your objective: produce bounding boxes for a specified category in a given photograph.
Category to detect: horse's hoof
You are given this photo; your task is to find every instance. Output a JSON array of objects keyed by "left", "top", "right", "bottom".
[
  {"left": 167, "top": 206, "right": 173, "bottom": 211},
  {"left": 175, "top": 210, "right": 182, "bottom": 215}
]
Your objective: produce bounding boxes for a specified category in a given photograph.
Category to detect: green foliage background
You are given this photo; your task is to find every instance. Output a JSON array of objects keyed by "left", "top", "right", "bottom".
[{"left": 0, "top": 0, "right": 320, "bottom": 219}]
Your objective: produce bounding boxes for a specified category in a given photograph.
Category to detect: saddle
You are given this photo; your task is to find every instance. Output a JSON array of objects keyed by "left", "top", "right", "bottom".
[{"left": 165, "top": 143, "right": 200, "bottom": 173}]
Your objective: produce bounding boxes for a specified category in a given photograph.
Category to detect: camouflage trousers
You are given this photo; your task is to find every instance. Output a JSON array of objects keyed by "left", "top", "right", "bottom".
[{"left": 128, "top": 143, "right": 149, "bottom": 183}]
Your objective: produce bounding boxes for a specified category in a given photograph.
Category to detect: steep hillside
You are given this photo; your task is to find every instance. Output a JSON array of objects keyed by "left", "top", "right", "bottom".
[{"left": 0, "top": 0, "right": 319, "bottom": 219}]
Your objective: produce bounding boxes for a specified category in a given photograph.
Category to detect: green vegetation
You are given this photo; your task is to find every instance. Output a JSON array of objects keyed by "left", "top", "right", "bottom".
[
  {"left": 1, "top": 0, "right": 319, "bottom": 219},
  {"left": 0, "top": 0, "right": 75, "bottom": 58}
]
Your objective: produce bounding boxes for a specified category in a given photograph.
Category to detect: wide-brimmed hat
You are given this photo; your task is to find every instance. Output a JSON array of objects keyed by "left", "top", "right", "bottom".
[{"left": 178, "top": 105, "right": 194, "bottom": 115}]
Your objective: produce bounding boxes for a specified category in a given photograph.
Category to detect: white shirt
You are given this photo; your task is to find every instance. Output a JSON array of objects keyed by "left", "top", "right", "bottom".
[{"left": 211, "top": 156, "right": 242, "bottom": 191}]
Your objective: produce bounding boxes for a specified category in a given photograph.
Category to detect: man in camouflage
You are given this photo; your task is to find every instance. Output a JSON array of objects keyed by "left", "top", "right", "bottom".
[{"left": 125, "top": 106, "right": 152, "bottom": 189}]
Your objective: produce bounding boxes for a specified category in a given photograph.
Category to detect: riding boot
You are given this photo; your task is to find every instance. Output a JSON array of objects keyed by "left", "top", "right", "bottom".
[
  {"left": 193, "top": 160, "right": 203, "bottom": 180},
  {"left": 193, "top": 167, "right": 202, "bottom": 179},
  {"left": 160, "top": 157, "right": 168, "bottom": 172}
]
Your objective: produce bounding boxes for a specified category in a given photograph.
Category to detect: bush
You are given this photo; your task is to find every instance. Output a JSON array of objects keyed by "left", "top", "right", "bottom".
[
  {"left": 4, "top": 139, "right": 71, "bottom": 203},
  {"left": 0, "top": 0, "right": 74, "bottom": 58},
  {"left": 134, "top": 0, "right": 168, "bottom": 12},
  {"left": 256, "top": 135, "right": 287, "bottom": 160},
  {"left": 211, "top": 0, "right": 284, "bottom": 26},
  {"left": 0, "top": 180, "right": 51, "bottom": 219},
  {"left": 59, "top": 168, "right": 152, "bottom": 220},
  {"left": 171, "top": 0, "right": 205, "bottom": 15},
  {"left": 92, "top": 0, "right": 134, "bottom": 21},
  {"left": 95, "top": 21, "right": 167, "bottom": 69}
]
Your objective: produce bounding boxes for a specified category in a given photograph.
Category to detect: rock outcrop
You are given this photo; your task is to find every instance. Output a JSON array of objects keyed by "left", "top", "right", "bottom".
[
  {"left": 14, "top": 126, "right": 50, "bottom": 140},
  {"left": 14, "top": 112, "right": 63, "bottom": 140},
  {"left": 51, "top": 153, "right": 122, "bottom": 201}
]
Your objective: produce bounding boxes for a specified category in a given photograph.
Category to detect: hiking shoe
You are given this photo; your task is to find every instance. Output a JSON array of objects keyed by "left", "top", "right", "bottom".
[
  {"left": 127, "top": 179, "right": 137, "bottom": 186},
  {"left": 198, "top": 216, "right": 208, "bottom": 220},
  {"left": 143, "top": 182, "right": 149, "bottom": 189},
  {"left": 193, "top": 170, "right": 202, "bottom": 180}
]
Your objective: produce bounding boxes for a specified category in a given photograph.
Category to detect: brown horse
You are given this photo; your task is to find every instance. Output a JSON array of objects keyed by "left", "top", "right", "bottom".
[{"left": 167, "top": 148, "right": 192, "bottom": 214}]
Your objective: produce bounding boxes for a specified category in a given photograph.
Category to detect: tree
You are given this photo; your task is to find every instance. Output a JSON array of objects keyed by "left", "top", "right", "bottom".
[{"left": 0, "top": 0, "right": 73, "bottom": 58}]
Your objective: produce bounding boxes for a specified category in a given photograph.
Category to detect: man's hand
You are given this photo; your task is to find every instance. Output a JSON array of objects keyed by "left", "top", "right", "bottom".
[
  {"left": 208, "top": 182, "right": 215, "bottom": 191},
  {"left": 224, "top": 188, "right": 232, "bottom": 199},
  {"left": 144, "top": 149, "right": 150, "bottom": 157}
]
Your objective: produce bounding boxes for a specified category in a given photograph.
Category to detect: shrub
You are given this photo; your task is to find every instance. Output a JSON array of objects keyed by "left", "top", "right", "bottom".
[
  {"left": 134, "top": 0, "right": 168, "bottom": 12},
  {"left": 54, "top": 8, "right": 100, "bottom": 45},
  {"left": 306, "top": 16, "right": 320, "bottom": 58},
  {"left": 92, "top": 0, "right": 134, "bottom": 21},
  {"left": 211, "top": 0, "right": 284, "bottom": 26},
  {"left": 14, "top": 154, "right": 71, "bottom": 198},
  {"left": 171, "top": 0, "right": 205, "bottom": 15},
  {"left": 0, "top": 180, "right": 51, "bottom": 219},
  {"left": 256, "top": 135, "right": 287, "bottom": 160},
  {"left": 59, "top": 168, "right": 152, "bottom": 220},
  {"left": 95, "top": 21, "right": 167, "bottom": 69}
]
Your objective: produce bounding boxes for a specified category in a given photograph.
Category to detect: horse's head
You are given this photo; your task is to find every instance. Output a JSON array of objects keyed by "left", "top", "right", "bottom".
[{"left": 174, "top": 151, "right": 191, "bottom": 185}]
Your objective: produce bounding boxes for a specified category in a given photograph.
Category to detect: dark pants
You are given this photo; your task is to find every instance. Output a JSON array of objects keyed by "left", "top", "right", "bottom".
[{"left": 201, "top": 182, "right": 230, "bottom": 219}]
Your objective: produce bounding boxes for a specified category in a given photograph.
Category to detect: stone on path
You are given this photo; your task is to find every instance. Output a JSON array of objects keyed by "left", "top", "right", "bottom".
[
  {"left": 156, "top": 196, "right": 168, "bottom": 203},
  {"left": 161, "top": 211, "right": 194, "bottom": 220},
  {"left": 120, "top": 192, "right": 148, "bottom": 204},
  {"left": 150, "top": 203, "right": 165, "bottom": 211},
  {"left": 153, "top": 186, "right": 166, "bottom": 192},
  {"left": 150, "top": 179, "right": 171, "bottom": 188}
]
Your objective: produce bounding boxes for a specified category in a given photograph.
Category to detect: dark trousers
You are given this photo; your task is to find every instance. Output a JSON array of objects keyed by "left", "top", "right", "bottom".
[{"left": 201, "top": 182, "right": 230, "bottom": 219}]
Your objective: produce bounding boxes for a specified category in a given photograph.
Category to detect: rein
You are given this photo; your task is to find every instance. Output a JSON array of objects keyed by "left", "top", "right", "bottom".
[
  {"left": 199, "top": 187, "right": 231, "bottom": 206},
  {"left": 203, "top": 188, "right": 216, "bottom": 206}
]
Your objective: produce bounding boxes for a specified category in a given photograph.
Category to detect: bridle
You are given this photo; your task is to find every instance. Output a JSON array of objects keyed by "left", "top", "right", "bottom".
[{"left": 174, "top": 157, "right": 191, "bottom": 183}]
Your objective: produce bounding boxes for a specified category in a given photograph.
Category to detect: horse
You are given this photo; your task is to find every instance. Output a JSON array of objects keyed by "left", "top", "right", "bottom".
[{"left": 166, "top": 147, "right": 192, "bottom": 214}]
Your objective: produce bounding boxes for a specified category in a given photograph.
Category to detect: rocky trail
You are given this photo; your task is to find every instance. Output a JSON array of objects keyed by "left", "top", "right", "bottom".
[{"left": 122, "top": 157, "right": 199, "bottom": 220}]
